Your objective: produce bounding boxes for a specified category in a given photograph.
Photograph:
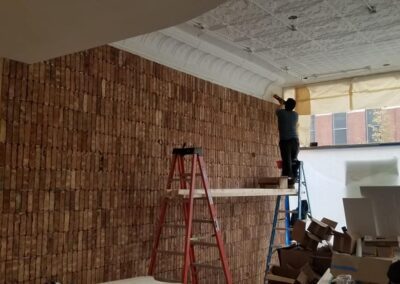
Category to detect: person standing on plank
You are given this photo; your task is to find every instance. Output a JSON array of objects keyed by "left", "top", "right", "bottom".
[{"left": 273, "top": 94, "right": 299, "bottom": 187}]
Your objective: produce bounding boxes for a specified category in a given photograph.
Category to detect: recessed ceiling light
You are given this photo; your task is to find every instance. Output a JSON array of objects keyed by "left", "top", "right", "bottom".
[
  {"left": 288, "top": 15, "right": 298, "bottom": 31},
  {"left": 243, "top": 47, "right": 254, "bottom": 53},
  {"left": 367, "top": 5, "right": 377, "bottom": 14},
  {"left": 193, "top": 22, "right": 205, "bottom": 30}
]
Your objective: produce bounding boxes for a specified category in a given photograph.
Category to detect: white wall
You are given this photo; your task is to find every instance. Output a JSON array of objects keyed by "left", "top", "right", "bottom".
[{"left": 298, "top": 144, "right": 400, "bottom": 229}]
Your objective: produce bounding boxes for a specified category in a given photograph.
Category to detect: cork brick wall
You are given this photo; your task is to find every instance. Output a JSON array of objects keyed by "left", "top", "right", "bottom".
[{"left": 0, "top": 46, "right": 282, "bottom": 284}]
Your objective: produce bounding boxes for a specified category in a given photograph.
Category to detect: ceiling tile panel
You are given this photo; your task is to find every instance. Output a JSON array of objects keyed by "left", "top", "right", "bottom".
[
  {"left": 327, "top": 0, "right": 367, "bottom": 16},
  {"left": 300, "top": 17, "right": 352, "bottom": 40},
  {"left": 269, "top": 30, "right": 311, "bottom": 49},
  {"left": 241, "top": 14, "right": 283, "bottom": 37},
  {"left": 210, "top": 0, "right": 265, "bottom": 25},
  {"left": 273, "top": 0, "right": 326, "bottom": 20},
  {"left": 214, "top": 26, "right": 246, "bottom": 41},
  {"left": 315, "top": 32, "right": 366, "bottom": 50},
  {"left": 259, "top": 48, "right": 287, "bottom": 61}
]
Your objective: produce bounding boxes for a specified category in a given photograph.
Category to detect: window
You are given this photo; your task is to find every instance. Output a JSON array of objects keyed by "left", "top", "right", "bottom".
[
  {"left": 333, "top": 112, "right": 347, "bottom": 145},
  {"left": 310, "top": 115, "right": 316, "bottom": 143},
  {"left": 366, "top": 109, "right": 381, "bottom": 143},
  {"left": 365, "top": 108, "right": 398, "bottom": 143}
]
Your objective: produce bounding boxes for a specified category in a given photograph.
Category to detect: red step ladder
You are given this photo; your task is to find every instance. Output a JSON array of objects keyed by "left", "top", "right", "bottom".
[{"left": 148, "top": 147, "right": 232, "bottom": 284}]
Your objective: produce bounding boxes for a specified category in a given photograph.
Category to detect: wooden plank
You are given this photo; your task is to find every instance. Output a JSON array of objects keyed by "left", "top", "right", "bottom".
[{"left": 178, "top": 188, "right": 297, "bottom": 198}]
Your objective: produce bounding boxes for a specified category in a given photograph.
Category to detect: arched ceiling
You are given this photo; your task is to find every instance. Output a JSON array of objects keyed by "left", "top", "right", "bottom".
[{"left": 0, "top": 0, "right": 225, "bottom": 63}]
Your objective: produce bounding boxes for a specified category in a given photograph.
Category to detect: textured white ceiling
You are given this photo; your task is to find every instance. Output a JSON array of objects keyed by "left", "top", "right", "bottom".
[
  {"left": 116, "top": 0, "right": 400, "bottom": 98},
  {"left": 191, "top": 0, "right": 400, "bottom": 84}
]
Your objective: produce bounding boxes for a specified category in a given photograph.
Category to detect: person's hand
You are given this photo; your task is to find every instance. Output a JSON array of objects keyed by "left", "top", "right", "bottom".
[{"left": 273, "top": 94, "right": 285, "bottom": 105}]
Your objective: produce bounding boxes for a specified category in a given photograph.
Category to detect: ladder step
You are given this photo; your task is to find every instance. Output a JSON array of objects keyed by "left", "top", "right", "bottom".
[
  {"left": 161, "top": 235, "right": 180, "bottom": 239},
  {"left": 172, "top": 147, "right": 203, "bottom": 155},
  {"left": 154, "top": 277, "right": 182, "bottom": 283},
  {"left": 163, "top": 224, "right": 186, "bottom": 229},
  {"left": 172, "top": 174, "right": 201, "bottom": 181},
  {"left": 278, "top": 210, "right": 298, "bottom": 214},
  {"left": 176, "top": 173, "right": 202, "bottom": 177},
  {"left": 190, "top": 240, "right": 218, "bottom": 247},
  {"left": 190, "top": 234, "right": 216, "bottom": 241},
  {"left": 275, "top": 227, "right": 293, "bottom": 231},
  {"left": 172, "top": 177, "right": 189, "bottom": 181},
  {"left": 192, "top": 263, "right": 223, "bottom": 270},
  {"left": 157, "top": 250, "right": 184, "bottom": 256},
  {"left": 192, "top": 218, "right": 213, "bottom": 224}
]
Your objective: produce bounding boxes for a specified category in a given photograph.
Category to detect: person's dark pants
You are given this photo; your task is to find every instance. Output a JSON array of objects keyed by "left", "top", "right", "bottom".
[{"left": 279, "top": 138, "right": 299, "bottom": 183}]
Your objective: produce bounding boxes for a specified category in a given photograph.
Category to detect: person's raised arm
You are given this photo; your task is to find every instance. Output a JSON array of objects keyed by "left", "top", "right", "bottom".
[{"left": 273, "top": 94, "right": 285, "bottom": 109}]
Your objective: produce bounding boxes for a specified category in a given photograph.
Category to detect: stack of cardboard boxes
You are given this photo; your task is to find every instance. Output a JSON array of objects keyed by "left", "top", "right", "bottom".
[
  {"left": 267, "top": 216, "right": 399, "bottom": 283},
  {"left": 267, "top": 217, "right": 337, "bottom": 284},
  {"left": 330, "top": 236, "right": 398, "bottom": 284},
  {"left": 330, "top": 186, "right": 400, "bottom": 284}
]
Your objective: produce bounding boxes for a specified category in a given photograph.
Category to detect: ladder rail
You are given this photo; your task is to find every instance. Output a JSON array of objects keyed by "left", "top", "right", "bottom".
[
  {"left": 198, "top": 155, "right": 233, "bottom": 284},
  {"left": 297, "top": 162, "right": 302, "bottom": 243},
  {"left": 182, "top": 155, "right": 197, "bottom": 283},
  {"left": 265, "top": 195, "right": 281, "bottom": 277},
  {"left": 148, "top": 198, "right": 168, "bottom": 276},
  {"left": 301, "top": 161, "right": 312, "bottom": 216},
  {"left": 183, "top": 200, "right": 198, "bottom": 284},
  {"left": 284, "top": 196, "right": 291, "bottom": 245},
  {"left": 149, "top": 154, "right": 178, "bottom": 276}
]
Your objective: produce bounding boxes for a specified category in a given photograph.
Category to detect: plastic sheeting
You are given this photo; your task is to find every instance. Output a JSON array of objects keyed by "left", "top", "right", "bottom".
[
  {"left": 283, "top": 71, "right": 400, "bottom": 115},
  {"left": 345, "top": 157, "right": 398, "bottom": 198},
  {"left": 352, "top": 72, "right": 400, "bottom": 109},
  {"left": 299, "top": 145, "right": 400, "bottom": 229}
]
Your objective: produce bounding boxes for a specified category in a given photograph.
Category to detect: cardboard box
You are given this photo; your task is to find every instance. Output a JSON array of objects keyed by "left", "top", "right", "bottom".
[
  {"left": 312, "top": 246, "right": 332, "bottom": 276},
  {"left": 321, "top": 217, "right": 338, "bottom": 230},
  {"left": 292, "top": 220, "right": 306, "bottom": 244},
  {"left": 266, "top": 266, "right": 298, "bottom": 284},
  {"left": 362, "top": 242, "right": 378, "bottom": 257},
  {"left": 307, "top": 217, "right": 336, "bottom": 241},
  {"left": 333, "top": 230, "right": 357, "bottom": 254},
  {"left": 266, "top": 274, "right": 295, "bottom": 284},
  {"left": 300, "top": 232, "right": 320, "bottom": 251},
  {"left": 296, "top": 263, "right": 321, "bottom": 284},
  {"left": 377, "top": 247, "right": 395, "bottom": 258},
  {"left": 278, "top": 245, "right": 313, "bottom": 270},
  {"left": 361, "top": 242, "right": 395, "bottom": 257},
  {"left": 364, "top": 236, "right": 400, "bottom": 247},
  {"left": 331, "top": 252, "right": 392, "bottom": 284}
]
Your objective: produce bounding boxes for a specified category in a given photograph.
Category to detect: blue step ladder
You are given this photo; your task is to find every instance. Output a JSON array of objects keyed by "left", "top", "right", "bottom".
[{"left": 264, "top": 161, "right": 312, "bottom": 283}]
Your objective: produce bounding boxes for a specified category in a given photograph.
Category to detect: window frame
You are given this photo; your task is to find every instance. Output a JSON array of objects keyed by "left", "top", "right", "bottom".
[{"left": 332, "top": 112, "right": 347, "bottom": 145}]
